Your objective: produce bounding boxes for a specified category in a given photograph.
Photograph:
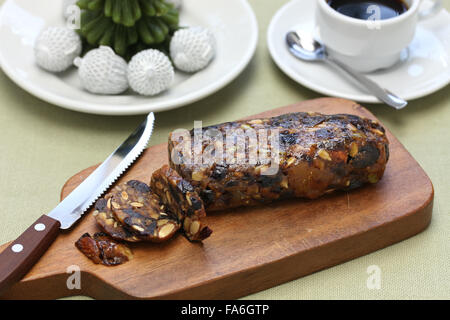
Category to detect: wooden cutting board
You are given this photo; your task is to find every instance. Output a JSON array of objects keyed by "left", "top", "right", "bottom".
[{"left": 0, "top": 98, "right": 433, "bottom": 300}]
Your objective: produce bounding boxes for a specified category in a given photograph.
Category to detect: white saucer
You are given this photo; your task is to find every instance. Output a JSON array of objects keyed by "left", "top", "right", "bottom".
[
  {"left": 267, "top": 0, "right": 450, "bottom": 103},
  {"left": 0, "top": 0, "right": 258, "bottom": 115}
]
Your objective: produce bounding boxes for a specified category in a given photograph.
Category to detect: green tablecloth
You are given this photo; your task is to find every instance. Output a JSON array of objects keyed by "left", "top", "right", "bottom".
[{"left": 0, "top": 0, "right": 449, "bottom": 300}]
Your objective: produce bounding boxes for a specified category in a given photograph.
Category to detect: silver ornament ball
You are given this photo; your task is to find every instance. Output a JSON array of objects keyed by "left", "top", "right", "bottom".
[
  {"left": 170, "top": 26, "right": 215, "bottom": 73},
  {"left": 128, "top": 49, "right": 174, "bottom": 96},
  {"left": 34, "top": 26, "right": 82, "bottom": 72},
  {"left": 74, "top": 46, "right": 129, "bottom": 95}
]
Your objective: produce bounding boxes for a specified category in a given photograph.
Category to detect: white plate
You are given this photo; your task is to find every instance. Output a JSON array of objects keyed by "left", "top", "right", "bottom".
[
  {"left": 0, "top": 0, "right": 258, "bottom": 115},
  {"left": 267, "top": 0, "right": 450, "bottom": 103}
]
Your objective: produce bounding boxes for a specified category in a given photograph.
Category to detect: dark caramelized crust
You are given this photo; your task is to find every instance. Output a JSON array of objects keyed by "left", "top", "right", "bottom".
[
  {"left": 75, "top": 232, "right": 133, "bottom": 266},
  {"left": 151, "top": 165, "right": 212, "bottom": 242},
  {"left": 107, "top": 180, "right": 181, "bottom": 243},
  {"left": 169, "top": 112, "right": 389, "bottom": 211}
]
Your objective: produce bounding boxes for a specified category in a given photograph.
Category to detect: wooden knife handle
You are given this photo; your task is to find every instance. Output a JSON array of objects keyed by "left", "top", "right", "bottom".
[{"left": 0, "top": 215, "right": 60, "bottom": 296}]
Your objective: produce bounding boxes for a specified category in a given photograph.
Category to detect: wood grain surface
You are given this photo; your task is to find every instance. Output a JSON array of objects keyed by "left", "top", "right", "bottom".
[{"left": 0, "top": 98, "right": 434, "bottom": 300}]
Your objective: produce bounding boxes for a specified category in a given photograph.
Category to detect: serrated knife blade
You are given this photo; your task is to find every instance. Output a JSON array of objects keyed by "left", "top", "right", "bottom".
[
  {"left": 49, "top": 112, "right": 155, "bottom": 229},
  {"left": 0, "top": 112, "right": 155, "bottom": 295}
]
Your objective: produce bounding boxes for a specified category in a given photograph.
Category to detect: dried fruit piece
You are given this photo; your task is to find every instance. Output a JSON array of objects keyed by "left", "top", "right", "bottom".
[
  {"left": 372, "top": 128, "right": 385, "bottom": 136},
  {"left": 286, "top": 157, "right": 296, "bottom": 167},
  {"left": 151, "top": 165, "right": 212, "bottom": 241},
  {"left": 191, "top": 171, "right": 204, "bottom": 182},
  {"left": 317, "top": 149, "right": 332, "bottom": 161},
  {"left": 108, "top": 180, "right": 180, "bottom": 242},
  {"left": 75, "top": 232, "right": 133, "bottom": 266},
  {"left": 368, "top": 173, "right": 379, "bottom": 184},
  {"left": 159, "top": 223, "right": 176, "bottom": 238},
  {"left": 280, "top": 176, "right": 289, "bottom": 189},
  {"left": 349, "top": 142, "right": 359, "bottom": 157}
]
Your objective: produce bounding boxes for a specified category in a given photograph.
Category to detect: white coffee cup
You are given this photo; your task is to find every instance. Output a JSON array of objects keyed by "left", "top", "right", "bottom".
[{"left": 315, "top": 0, "right": 443, "bottom": 73}]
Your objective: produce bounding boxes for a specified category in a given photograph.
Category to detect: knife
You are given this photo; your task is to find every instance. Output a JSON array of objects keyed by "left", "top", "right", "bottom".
[{"left": 0, "top": 112, "right": 155, "bottom": 295}]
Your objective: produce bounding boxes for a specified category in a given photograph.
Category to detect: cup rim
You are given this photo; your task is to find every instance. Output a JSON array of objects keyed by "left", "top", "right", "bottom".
[{"left": 318, "top": 0, "right": 421, "bottom": 26}]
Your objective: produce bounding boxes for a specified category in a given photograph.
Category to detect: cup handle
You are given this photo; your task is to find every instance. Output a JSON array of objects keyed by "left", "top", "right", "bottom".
[{"left": 419, "top": 0, "right": 442, "bottom": 20}]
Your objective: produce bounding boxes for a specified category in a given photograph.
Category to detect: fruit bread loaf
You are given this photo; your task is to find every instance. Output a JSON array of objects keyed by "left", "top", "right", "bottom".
[{"left": 168, "top": 112, "right": 389, "bottom": 212}]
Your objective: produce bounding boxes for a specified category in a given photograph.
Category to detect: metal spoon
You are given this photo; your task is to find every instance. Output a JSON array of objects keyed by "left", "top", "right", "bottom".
[{"left": 286, "top": 31, "right": 407, "bottom": 109}]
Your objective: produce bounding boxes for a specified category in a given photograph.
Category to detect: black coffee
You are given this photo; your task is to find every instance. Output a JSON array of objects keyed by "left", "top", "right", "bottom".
[{"left": 327, "top": 0, "right": 409, "bottom": 20}]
